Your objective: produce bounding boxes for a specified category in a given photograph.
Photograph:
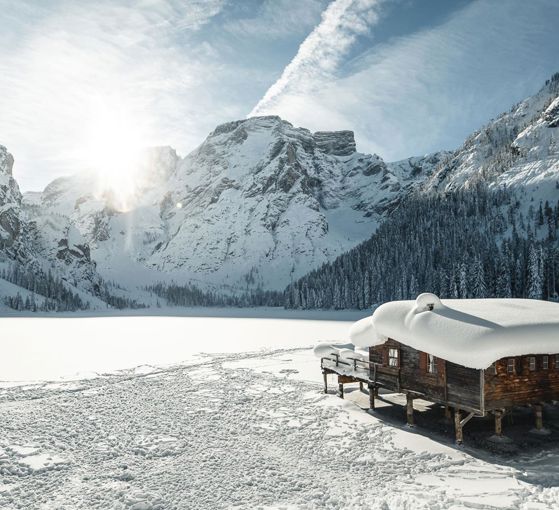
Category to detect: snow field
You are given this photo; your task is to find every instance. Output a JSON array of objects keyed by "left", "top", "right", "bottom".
[{"left": 1, "top": 348, "right": 558, "bottom": 509}]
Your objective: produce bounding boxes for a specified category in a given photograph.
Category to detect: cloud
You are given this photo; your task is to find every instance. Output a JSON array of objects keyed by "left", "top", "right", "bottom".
[
  {"left": 224, "top": 0, "right": 328, "bottom": 39},
  {"left": 0, "top": 0, "right": 228, "bottom": 190},
  {"left": 249, "top": 0, "right": 385, "bottom": 116},
  {"left": 250, "top": 0, "right": 559, "bottom": 161}
]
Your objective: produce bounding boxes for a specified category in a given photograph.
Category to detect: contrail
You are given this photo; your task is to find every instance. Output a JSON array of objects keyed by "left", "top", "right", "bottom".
[{"left": 249, "top": 0, "right": 383, "bottom": 117}]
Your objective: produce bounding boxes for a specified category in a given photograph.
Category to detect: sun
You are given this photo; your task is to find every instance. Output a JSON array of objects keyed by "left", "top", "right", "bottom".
[{"left": 81, "top": 97, "right": 147, "bottom": 210}]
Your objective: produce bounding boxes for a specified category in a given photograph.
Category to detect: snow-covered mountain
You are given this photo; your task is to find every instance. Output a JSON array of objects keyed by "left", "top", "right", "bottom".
[
  {"left": 3, "top": 74, "right": 559, "bottom": 308},
  {"left": 425, "top": 73, "right": 559, "bottom": 205},
  {"left": 0, "top": 145, "right": 105, "bottom": 310},
  {"left": 286, "top": 74, "right": 559, "bottom": 310},
  {"left": 23, "top": 116, "right": 443, "bottom": 292}
]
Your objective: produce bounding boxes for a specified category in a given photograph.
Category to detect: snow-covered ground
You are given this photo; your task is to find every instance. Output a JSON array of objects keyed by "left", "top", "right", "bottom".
[{"left": 1, "top": 316, "right": 559, "bottom": 508}]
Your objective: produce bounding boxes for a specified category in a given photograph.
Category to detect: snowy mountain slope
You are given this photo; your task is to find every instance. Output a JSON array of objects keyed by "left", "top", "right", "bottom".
[
  {"left": 425, "top": 73, "right": 559, "bottom": 207},
  {"left": 25, "top": 117, "right": 440, "bottom": 292},
  {"left": 0, "top": 145, "right": 107, "bottom": 310}
]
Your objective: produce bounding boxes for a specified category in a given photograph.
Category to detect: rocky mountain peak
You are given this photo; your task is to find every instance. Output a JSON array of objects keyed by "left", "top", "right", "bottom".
[
  {"left": 314, "top": 130, "right": 356, "bottom": 156},
  {"left": 0, "top": 145, "right": 15, "bottom": 176},
  {"left": 0, "top": 146, "right": 22, "bottom": 249}
]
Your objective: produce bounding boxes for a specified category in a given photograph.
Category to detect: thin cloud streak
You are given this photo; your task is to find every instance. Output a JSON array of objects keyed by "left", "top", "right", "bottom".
[
  {"left": 249, "top": 0, "right": 384, "bottom": 116},
  {"left": 224, "top": 0, "right": 327, "bottom": 39}
]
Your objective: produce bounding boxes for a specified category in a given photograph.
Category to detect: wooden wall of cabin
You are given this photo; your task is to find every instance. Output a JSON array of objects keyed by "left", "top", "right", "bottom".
[
  {"left": 398, "top": 343, "right": 447, "bottom": 402},
  {"left": 369, "top": 340, "right": 482, "bottom": 411},
  {"left": 368, "top": 342, "right": 399, "bottom": 388},
  {"left": 484, "top": 355, "right": 559, "bottom": 410},
  {"left": 446, "top": 362, "right": 481, "bottom": 411}
]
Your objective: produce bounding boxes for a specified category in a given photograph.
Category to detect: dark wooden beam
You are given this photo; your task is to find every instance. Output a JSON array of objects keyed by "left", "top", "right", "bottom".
[
  {"left": 454, "top": 408, "right": 463, "bottom": 445},
  {"left": 368, "top": 383, "right": 375, "bottom": 410},
  {"left": 323, "top": 372, "right": 328, "bottom": 394},
  {"left": 534, "top": 404, "right": 543, "bottom": 431},
  {"left": 406, "top": 394, "right": 414, "bottom": 427},
  {"left": 494, "top": 409, "right": 503, "bottom": 437}
]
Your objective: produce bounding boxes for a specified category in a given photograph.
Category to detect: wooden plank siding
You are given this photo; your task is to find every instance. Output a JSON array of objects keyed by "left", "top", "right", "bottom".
[
  {"left": 446, "top": 361, "right": 481, "bottom": 412},
  {"left": 399, "top": 344, "right": 446, "bottom": 402},
  {"left": 484, "top": 355, "right": 559, "bottom": 410},
  {"left": 368, "top": 340, "right": 559, "bottom": 414}
]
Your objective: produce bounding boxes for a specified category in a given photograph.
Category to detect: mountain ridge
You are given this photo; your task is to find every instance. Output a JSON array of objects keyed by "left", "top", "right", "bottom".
[{"left": 1, "top": 73, "right": 558, "bottom": 309}]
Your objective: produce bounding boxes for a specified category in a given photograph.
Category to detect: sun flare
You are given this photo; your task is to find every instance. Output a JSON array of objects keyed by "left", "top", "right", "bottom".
[{"left": 81, "top": 98, "right": 147, "bottom": 210}]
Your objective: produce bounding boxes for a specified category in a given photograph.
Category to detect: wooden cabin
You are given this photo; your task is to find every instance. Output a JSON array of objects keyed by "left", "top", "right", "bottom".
[{"left": 317, "top": 294, "right": 559, "bottom": 443}]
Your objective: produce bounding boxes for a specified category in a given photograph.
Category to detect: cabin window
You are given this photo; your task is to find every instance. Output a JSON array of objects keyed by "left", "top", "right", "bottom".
[
  {"left": 388, "top": 348, "right": 399, "bottom": 367},
  {"left": 507, "top": 358, "right": 515, "bottom": 374},
  {"left": 556, "top": 354, "right": 559, "bottom": 369},
  {"left": 529, "top": 356, "right": 536, "bottom": 371},
  {"left": 543, "top": 355, "right": 549, "bottom": 370},
  {"left": 427, "top": 354, "right": 436, "bottom": 374}
]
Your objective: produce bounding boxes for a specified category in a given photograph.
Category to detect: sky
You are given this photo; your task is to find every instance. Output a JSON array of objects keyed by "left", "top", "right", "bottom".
[{"left": 1, "top": 0, "right": 558, "bottom": 191}]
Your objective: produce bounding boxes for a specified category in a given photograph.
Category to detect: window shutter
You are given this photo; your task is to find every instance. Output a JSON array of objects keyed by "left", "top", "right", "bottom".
[
  {"left": 419, "top": 352, "right": 426, "bottom": 371},
  {"left": 436, "top": 357, "right": 444, "bottom": 375},
  {"left": 382, "top": 347, "right": 388, "bottom": 366}
]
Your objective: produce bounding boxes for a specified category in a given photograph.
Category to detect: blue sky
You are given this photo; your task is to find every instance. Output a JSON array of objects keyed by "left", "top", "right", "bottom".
[{"left": 1, "top": 0, "right": 558, "bottom": 191}]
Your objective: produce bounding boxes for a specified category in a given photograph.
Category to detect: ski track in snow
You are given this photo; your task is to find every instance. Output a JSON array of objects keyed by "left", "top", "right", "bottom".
[{"left": 0, "top": 349, "right": 557, "bottom": 509}]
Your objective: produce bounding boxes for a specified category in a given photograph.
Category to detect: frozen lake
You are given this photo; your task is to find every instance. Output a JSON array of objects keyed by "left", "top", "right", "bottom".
[
  {"left": 0, "top": 310, "right": 366, "bottom": 381},
  {"left": 2, "top": 311, "right": 559, "bottom": 508}
]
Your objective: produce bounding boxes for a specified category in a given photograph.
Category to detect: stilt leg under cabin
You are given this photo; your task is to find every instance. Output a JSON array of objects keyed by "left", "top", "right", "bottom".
[
  {"left": 534, "top": 404, "right": 543, "bottom": 431},
  {"left": 494, "top": 410, "right": 503, "bottom": 437},
  {"left": 406, "top": 394, "right": 414, "bottom": 427},
  {"left": 337, "top": 382, "right": 344, "bottom": 399},
  {"left": 454, "top": 409, "right": 463, "bottom": 444},
  {"left": 368, "top": 383, "right": 375, "bottom": 410}
]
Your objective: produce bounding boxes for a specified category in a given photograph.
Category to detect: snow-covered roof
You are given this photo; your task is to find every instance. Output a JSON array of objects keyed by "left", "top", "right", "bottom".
[{"left": 349, "top": 293, "right": 559, "bottom": 370}]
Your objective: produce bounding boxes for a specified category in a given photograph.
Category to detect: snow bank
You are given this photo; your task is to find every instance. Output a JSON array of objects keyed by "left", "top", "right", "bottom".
[
  {"left": 349, "top": 293, "right": 559, "bottom": 369},
  {"left": 313, "top": 342, "right": 368, "bottom": 361}
]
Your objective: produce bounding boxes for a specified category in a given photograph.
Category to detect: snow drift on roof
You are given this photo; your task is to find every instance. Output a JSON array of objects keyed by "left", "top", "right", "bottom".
[{"left": 349, "top": 293, "right": 559, "bottom": 370}]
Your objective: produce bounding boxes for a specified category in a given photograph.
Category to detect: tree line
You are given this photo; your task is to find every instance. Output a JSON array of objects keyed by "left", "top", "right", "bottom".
[
  {"left": 1, "top": 263, "right": 88, "bottom": 311},
  {"left": 284, "top": 186, "right": 559, "bottom": 309}
]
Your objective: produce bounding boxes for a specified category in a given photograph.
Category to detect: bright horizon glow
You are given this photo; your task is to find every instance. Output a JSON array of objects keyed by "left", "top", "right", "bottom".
[{"left": 79, "top": 97, "right": 148, "bottom": 210}]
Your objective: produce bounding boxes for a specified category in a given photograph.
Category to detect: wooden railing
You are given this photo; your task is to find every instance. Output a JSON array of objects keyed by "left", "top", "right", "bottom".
[{"left": 320, "top": 352, "right": 400, "bottom": 385}]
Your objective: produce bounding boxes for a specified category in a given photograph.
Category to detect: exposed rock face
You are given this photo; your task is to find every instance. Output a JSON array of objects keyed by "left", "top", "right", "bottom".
[
  {"left": 0, "top": 146, "right": 22, "bottom": 249},
  {"left": 314, "top": 130, "right": 356, "bottom": 156}
]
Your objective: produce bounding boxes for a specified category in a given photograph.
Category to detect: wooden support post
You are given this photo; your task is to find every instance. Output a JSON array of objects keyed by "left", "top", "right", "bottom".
[
  {"left": 406, "top": 394, "right": 414, "bottom": 427},
  {"left": 534, "top": 404, "right": 543, "bottom": 431},
  {"left": 444, "top": 406, "right": 452, "bottom": 421},
  {"left": 359, "top": 381, "right": 364, "bottom": 392},
  {"left": 368, "top": 384, "right": 375, "bottom": 410},
  {"left": 494, "top": 410, "right": 503, "bottom": 437},
  {"left": 323, "top": 372, "right": 328, "bottom": 394},
  {"left": 454, "top": 409, "right": 463, "bottom": 445},
  {"left": 338, "top": 383, "right": 344, "bottom": 399}
]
